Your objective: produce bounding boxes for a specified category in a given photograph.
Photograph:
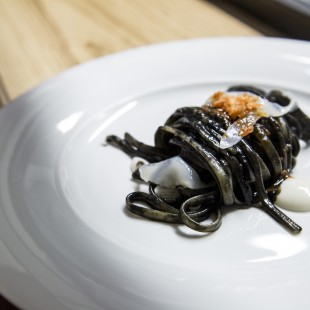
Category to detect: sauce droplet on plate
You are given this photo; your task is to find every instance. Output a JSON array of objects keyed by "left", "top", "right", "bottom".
[{"left": 276, "top": 177, "right": 310, "bottom": 212}]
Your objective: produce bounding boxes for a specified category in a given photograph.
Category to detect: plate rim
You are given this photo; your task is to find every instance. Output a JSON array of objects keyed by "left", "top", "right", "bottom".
[{"left": 1, "top": 36, "right": 310, "bottom": 310}]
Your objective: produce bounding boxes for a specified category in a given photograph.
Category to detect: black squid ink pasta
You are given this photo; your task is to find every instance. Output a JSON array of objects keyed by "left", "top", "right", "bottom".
[{"left": 106, "top": 85, "right": 310, "bottom": 234}]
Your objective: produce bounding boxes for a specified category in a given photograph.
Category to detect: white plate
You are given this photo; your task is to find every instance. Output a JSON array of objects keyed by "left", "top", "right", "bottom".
[{"left": 1, "top": 37, "right": 310, "bottom": 310}]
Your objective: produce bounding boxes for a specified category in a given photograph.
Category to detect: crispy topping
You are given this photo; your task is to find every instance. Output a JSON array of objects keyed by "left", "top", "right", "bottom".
[
  {"left": 202, "top": 90, "right": 297, "bottom": 149},
  {"left": 208, "top": 91, "right": 267, "bottom": 121}
]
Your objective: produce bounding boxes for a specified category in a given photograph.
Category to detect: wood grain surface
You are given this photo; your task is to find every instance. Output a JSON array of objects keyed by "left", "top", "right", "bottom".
[
  {"left": 0, "top": 0, "right": 260, "bottom": 103},
  {"left": 0, "top": 1, "right": 260, "bottom": 309}
]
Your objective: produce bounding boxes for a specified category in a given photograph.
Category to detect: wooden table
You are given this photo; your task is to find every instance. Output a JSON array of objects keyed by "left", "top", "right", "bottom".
[
  {"left": 0, "top": 0, "right": 263, "bottom": 104},
  {"left": 0, "top": 0, "right": 261, "bottom": 309}
]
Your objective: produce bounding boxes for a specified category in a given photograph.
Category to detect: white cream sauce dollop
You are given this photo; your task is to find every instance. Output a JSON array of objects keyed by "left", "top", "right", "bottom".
[
  {"left": 276, "top": 177, "right": 310, "bottom": 212},
  {"left": 131, "top": 156, "right": 206, "bottom": 189}
]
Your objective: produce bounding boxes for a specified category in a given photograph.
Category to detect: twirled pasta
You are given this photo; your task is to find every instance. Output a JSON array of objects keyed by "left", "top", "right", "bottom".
[{"left": 107, "top": 85, "right": 310, "bottom": 234}]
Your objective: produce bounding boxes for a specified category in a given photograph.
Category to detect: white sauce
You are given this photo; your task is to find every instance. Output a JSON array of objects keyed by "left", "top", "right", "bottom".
[
  {"left": 276, "top": 177, "right": 310, "bottom": 212},
  {"left": 130, "top": 157, "right": 148, "bottom": 172},
  {"left": 131, "top": 158, "right": 310, "bottom": 211},
  {"left": 135, "top": 156, "right": 206, "bottom": 189}
]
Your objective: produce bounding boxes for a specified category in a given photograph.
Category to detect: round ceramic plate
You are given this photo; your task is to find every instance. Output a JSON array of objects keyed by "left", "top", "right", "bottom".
[{"left": 0, "top": 37, "right": 310, "bottom": 310}]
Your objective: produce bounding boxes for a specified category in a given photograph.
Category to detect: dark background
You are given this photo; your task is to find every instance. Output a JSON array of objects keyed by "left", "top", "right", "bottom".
[{"left": 208, "top": 0, "right": 310, "bottom": 40}]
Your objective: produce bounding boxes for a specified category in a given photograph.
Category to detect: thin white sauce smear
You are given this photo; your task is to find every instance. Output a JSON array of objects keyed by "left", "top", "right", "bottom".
[{"left": 276, "top": 177, "right": 310, "bottom": 212}]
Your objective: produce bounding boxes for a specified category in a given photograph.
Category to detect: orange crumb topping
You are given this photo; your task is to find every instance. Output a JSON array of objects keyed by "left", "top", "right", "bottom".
[
  {"left": 235, "top": 117, "right": 255, "bottom": 137},
  {"left": 209, "top": 91, "right": 267, "bottom": 121}
]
